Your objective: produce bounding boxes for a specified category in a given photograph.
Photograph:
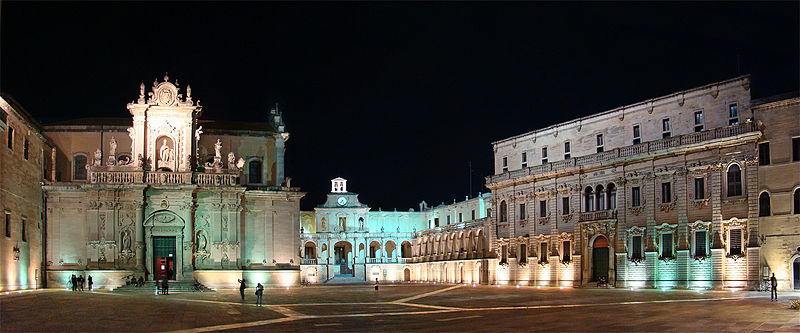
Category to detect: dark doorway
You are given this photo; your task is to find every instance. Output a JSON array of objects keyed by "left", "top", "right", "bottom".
[
  {"left": 153, "top": 236, "right": 176, "bottom": 280},
  {"left": 404, "top": 268, "right": 411, "bottom": 282},
  {"left": 794, "top": 258, "right": 800, "bottom": 290},
  {"left": 592, "top": 236, "right": 609, "bottom": 282}
]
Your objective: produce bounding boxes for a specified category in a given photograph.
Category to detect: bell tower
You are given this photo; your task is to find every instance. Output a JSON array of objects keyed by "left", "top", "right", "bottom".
[{"left": 126, "top": 74, "right": 202, "bottom": 172}]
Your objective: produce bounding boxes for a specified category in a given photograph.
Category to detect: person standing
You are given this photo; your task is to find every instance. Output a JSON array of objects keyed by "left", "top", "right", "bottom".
[
  {"left": 71, "top": 274, "right": 77, "bottom": 291},
  {"left": 770, "top": 273, "right": 778, "bottom": 301},
  {"left": 255, "top": 283, "right": 264, "bottom": 306},
  {"left": 374, "top": 278, "right": 379, "bottom": 293},
  {"left": 87, "top": 275, "right": 93, "bottom": 291},
  {"left": 238, "top": 279, "right": 246, "bottom": 301},
  {"left": 79, "top": 275, "right": 85, "bottom": 291},
  {"left": 162, "top": 277, "right": 169, "bottom": 295}
]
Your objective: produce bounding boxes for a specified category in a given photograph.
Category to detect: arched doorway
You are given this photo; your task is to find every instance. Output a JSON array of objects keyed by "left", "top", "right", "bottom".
[
  {"left": 404, "top": 268, "right": 411, "bottom": 282},
  {"left": 592, "top": 236, "right": 609, "bottom": 282},
  {"left": 334, "top": 241, "right": 353, "bottom": 276},
  {"left": 794, "top": 257, "right": 800, "bottom": 290}
]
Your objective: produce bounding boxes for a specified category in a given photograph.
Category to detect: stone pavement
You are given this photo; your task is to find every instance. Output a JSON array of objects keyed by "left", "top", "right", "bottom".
[{"left": 2, "top": 285, "right": 799, "bottom": 332}]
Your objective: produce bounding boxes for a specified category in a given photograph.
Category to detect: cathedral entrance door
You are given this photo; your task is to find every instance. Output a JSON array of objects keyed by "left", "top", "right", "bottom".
[
  {"left": 793, "top": 258, "right": 800, "bottom": 290},
  {"left": 153, "top": 236, "right": 176, "bottom": 280},
  {"left": 592, "top": 236, "right": 609, "bottom": 282}
]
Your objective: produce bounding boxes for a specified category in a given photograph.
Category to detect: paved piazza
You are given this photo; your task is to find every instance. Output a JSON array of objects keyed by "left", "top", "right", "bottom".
[{"left": 2, "top": 284, "right": 799, "bottom": 332}]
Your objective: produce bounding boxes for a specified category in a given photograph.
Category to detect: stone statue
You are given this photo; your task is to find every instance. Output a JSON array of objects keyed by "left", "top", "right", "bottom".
[
  {"left": 159, "top": 139, "right": 172, "bottom": 165},
  {"left": 127, "top": 127, "right": 135, "bottom": 151},
  {"left": 93, "top": 149, "right": 102, "bottom": 166},
  {"left": 139, "top": 83, "right": 145, "bottom": 98},
  {"left": 109, "top": 137, "right": 117, "bottom": 156},
  {"left": 196, "top": 231, "right": 207, "bottom": 252},
  {"left": 187, "top": 85, "right": 192, "bottom": 99},
  {"left": 227, "top": 152, "right": 236, "bottom": 169},
  {"left": 121, "top": 230, "right": 131, "bottom": 253},
  {"left": 137, "top": 154, "right": 144, "bottom": 168},
  {"left": 359, "top": 219, "right": 364, "bottom": 230},
  {"left": 214, "top": 139, "right": 222, "bottom": 159},
  {"left": 236, "top": 158, "right": 245, "bottom": 170},
  {"left": 195, "top": 126, "right": 203, "bottom": 141}
]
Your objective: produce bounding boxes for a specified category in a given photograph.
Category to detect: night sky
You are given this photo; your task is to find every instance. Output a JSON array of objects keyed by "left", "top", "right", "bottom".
[{"left": 2, "top": 2, "right": 798, "bottom": 210}]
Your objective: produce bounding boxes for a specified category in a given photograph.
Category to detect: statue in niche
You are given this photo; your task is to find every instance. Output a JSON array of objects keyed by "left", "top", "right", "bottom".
[
  {"left": 109, "top": 137, "right": 117, "bottom": 156},
  {"left": 137, "top": 154, "right": 144, "bottom": 169},
  {"left": 127, "top": 127, "right": 135, "bottom": 150},
  {"left": 214, "top": 139, "right": 222, "bottom": 160},
  {"left": 196, "top": 230, "right": 207, "bottom": 252},
  {"left": 93, "top": 149, "right": 102, "bottom": 166},
  {"left": 227, "top": 152, "right": 236, "bottom": 169},
  {"left": 159, "top": 139, "right": 173, "bottom": 166},
  {"left": 121, "top": 230, "right": 132, "bottom": 253},
  {"left": 359, "top": 219, "right": 364, "bottom": 230}
]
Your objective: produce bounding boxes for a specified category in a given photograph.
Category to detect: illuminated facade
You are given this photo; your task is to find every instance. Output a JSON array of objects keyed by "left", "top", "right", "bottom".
[{"left": 38, "top": 75, "right": 304, "bottom": 289}]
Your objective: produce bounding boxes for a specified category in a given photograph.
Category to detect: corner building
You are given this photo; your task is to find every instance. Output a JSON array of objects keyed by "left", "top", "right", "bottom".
[
  {"left": 40, "top": 75, "right": 304, "bottom": 289},
  {"left": 483, "top": 75, "right": 767, "bottom": 289}
]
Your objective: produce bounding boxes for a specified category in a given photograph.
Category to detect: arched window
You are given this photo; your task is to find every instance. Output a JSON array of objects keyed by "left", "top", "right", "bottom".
[
  {"left": 759, "top": 192, "right": 771, "bottom": 217},
  {"left": 73, "top": 154, "right": 88, "bottom": 180},
  {"left": 794, "top": 188, "right": 800, "bottom": 214},
  {"left": 608, "top": 183, "right": 617, "bottom": 210},
  {"left": 596, "top": 185, "right": 605, "bottom": 211},
  {"left": 499, "top": 201, "right": 507, "bottom": 222},
  {"left": 248, "top": 160, "right": 262, "bottom": 184},
  {"left": 727, "top": 164, "right": 742, "bottom": 197},
  {"left": 585, "top": 187, "right": 594, "bottom": 212},
  {"left": 320, "top": 218, "right": 327, "bottom": 232}
]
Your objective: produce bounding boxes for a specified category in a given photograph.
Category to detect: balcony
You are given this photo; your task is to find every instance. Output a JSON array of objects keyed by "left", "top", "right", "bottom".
[
  {"left": 414, "top": 217, "right": 490, "bottom": 237},
  {"left": 487, "top": 122, "right": 759, "bottom": 185},
  {"left": 579, "top": 209, "right": 617, "bottom": 222},
  {"left": 301, "top": 258, "right": 317, "bottom": 265},
  {"left": 87, "top": 169, "right": 241, "bottom": 186}
]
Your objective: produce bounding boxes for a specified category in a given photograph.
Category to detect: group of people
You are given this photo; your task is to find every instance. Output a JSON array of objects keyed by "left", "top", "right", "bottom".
[
  {"left": 126, "top": 276, "right": 146, "bottom": 287},
  {"left": 237, "top": 279, "right": 265, "bottom": 306},
  {"left": 70, "top": 274, "right": 92, "bottom": 291}
]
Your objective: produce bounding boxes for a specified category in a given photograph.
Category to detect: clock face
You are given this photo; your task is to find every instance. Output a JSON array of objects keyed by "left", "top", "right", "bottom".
[{"left": 337, "top": 197, "right": 347, "bottom": 206}]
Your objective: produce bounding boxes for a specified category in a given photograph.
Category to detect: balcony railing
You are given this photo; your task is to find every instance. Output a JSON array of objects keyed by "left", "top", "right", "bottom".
[
  {"left": 579, "top": 209, "right": 617, "bottom": 222},
  {"left": 414, "top": 217, "right": 490, "bottom": 237},
  {"left": 301, "top": 258, "right": 317, "bottom": 265},
  {"left": 488, "top": 122, "right": 759, "bottom": 184},
  {"left": 87, "top": 169, "right": 243, "bottom": 186}
]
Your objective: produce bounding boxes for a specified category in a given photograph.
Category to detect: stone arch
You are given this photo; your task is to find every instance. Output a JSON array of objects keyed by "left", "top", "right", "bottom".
[
  {"left": 143, "top": 209, "right": 186, "bottom": 227},
  {"left": 385, "top": 240, "right": 397, "bottom": 258},
  {"left": 585, "top": 186, "right": 594, "bottom": 212},
  {"left": 726, "top": 163, "right": 743, "bottom": 197},
  {"left": 369, "top": 240, "right": 381, "bottom": 258},
  {"left": 401, "top": 240, "right": 412, "bottom": 258},
  {"left": 759, "top": 190, "right": 772, "bottom": 217}
]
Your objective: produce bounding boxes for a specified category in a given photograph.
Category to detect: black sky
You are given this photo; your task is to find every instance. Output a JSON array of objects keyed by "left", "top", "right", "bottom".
[{"left": 2, "top": 1, "right": 798, "bottom": 210}]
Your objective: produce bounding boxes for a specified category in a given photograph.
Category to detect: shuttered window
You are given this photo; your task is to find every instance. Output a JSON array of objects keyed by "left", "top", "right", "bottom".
[
  {"left": 729, "top": 229, "right": 742, "bottom": 255},
  {"left": 695, "top": 231, "right": 706, "bottom": 257}
]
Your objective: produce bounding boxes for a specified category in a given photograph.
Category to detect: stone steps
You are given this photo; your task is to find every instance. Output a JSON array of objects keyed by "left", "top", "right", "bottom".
[
  {"left": 325, "top": 275, "right": 366, "bottom": 284},
  {"left": 112, "top": 281, "right": 214, "bottom": 293}
]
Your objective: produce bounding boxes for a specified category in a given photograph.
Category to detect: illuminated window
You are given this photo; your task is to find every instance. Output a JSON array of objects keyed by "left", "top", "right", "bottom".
[
  {"left": 694, "top": 178, "right": 705, "bottom": 200},
  {"left": 73, "top": 154, "right": 88, "bottom": 181},
  {"left": 499, "top": 201, "right": 507, "bottom": 222},
  {"left": 729, "top": 229, "right": 742, "bottom": 255},
  {"left": 596, "top": 134, "right": 604, "bottom": 153},
  {"left": 661, "top": 182, "right": 672, "bottom": 203},
  {"left": 518, "top": 203, "right": 526, "bottom": 220},
  {"left": 758, "top": 142, "right": 770, "bottom": 165},
  {"left": 631, "top": 235, "right": 642, "bottom": 259},
  {"left": 694, "top": 111, "right": 704, "bottom": 132},
  {"left": 695, "top": 231, "right": 707, "bottom": 257},
  {"left": 631, "top": 187, "right": 641, "bottom": 207},
  {"left": 248, "top": 160, "right": 263, "bottom": 184},
  {"left": 728, "top": 104, "right": 739, "bottom": 125},
  {"left": 632, "top": 125, "right": 641, "bottom": 144},
  {"left": 727, "top": 165, "right": 742, "bottom": 197},
  {"left": 759, "top": 192, "right": 771, "bottom": 217},
  {"left": 564, "top": 141, "right": 571, "bottom": 159},
  {"left": 662, "top": 118, "right": 671, "bottom": 138},
  {"left": 320, "top": 218, "right": 327, "bottom": 231}
]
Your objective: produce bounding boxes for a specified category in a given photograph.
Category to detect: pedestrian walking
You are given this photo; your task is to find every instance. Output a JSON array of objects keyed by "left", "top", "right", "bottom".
[
  {"left": 238, "top": 279, "right": 246, "bottom": 300},
  {"left": 374, "top": 278, "right": 379, "bottom": 293},
  {"left": 770, "top": 273, "right": 778, "bottom": 301},
  {"left": 255, "top": 283, "right": 264, "bottom": 306},
  {"left": 71, "top": 274, "right": 77, "bottom": 291},
  {"left": 79, "top": 275, "right": 85, "bottom": 291},
  {"left": 87, "top": 275, "right": 93, "bottom": 291}
]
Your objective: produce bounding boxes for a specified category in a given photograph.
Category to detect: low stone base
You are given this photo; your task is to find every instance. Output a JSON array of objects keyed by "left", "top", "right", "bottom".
[
  {"left": 194, "top": 269, "right": 300, "bottom": 288},
  {"left": 47, "top": 270, "right": 135, "bottom": 290}
]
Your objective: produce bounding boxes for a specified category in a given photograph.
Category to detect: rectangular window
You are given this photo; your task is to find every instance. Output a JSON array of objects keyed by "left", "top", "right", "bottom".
[
  {"left": 7, "top": 127, "right": 13, "bottom": 150},
  {"left": 562, "top": 241, "right": 571, "bottom": 262},
  {"left": 562, "top": 197, "right": 570, "bottom": 215},
  {"left": 541, "top": 147, "right": 548, "bottom": 164},
  {"left": 447, "top": 215, "right": 451, "bottom": 224},
  {"left": 539, "top": 200, "right": 547, "bottom": 218},
  {"left": 519, "top": 244, "right": 527, "bottom": 262},
  {"left": 502, "top": 156, "right": 508, "bottom": 173},
  {"left": 21, "top": 218, "right": 26, "bottom": 242},
  {"left": 632, "top": 125, "right": 641, "bottom": 145},
  {"left": 434, "top": 218, "right": 440, "bottom": 227},
  {"left": 729, "top": 229, "right": 742, "bottom": 255},
  {"left": 521, "top": 152, "right": 527, "bottom": 168},
  {"left": 459, "top": 213, "right": 463, "bottom": 223},
  {"left": 661, "top": 182, "right": 672, "bottom": 203},
  {"left": 694, "top": 178, "right": 705, "bottom": 200},
  {"left": 694, "top": 111, "right": 704, "bottom": 132},
  {"left": 631, "top": 187, "right": 641, "bottom": 207},
  {"left": 501, "top": 245, "right": 508, "bottom": 263},
  {"left": 23, "top": 138, "right": 29, "bottom": 160},
  {"left": 564, "top": 142, "right": 571, "bottom": 159},
  {"left": 695, "top": 231, "right": 707, "bottom": 257},
  {"left": 596, "top": 134, "right": 604, "bottom": 153},
  {"left": 631, "top": 235, "right": 642, "bottom": 259},
  {"left": 729, "top": 104, "right": 739, "bottom": 125},
  {"left": 662, "top": 118, "right": 671, "bottom": 138},
  {"left": 519, "top": 203, "right": 526, "bottom": 220},
  {"left": 471, "top": 210, "right": 475, "bottom": 220},
  {"left": 758, "top": 142, "right": 770, "bottom": 165},
  {"left": 540, "top": 242, "right": 548, "bottom": 263},
  {"left": 793, "top": 137, "right": 800, "bottom": 162},
  {"left": 4, "top": 212, "right": 10, "bottom": 238},
  {"left": 661, "top": 233, "right": 673, "bottom": 258}
]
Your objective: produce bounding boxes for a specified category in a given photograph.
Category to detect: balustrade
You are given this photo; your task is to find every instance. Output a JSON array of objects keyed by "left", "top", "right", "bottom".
[
  {"left": 301, "top": 258, "right": 317, "bottom": 265},
  {"left": 579, "top": 209, "right": 617, "bottom": 222}
]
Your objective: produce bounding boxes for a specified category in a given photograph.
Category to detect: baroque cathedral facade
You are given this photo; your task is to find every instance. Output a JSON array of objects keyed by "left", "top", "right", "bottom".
[{"left": 1, "top": 74, "right": 798, "bottom": 291}]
